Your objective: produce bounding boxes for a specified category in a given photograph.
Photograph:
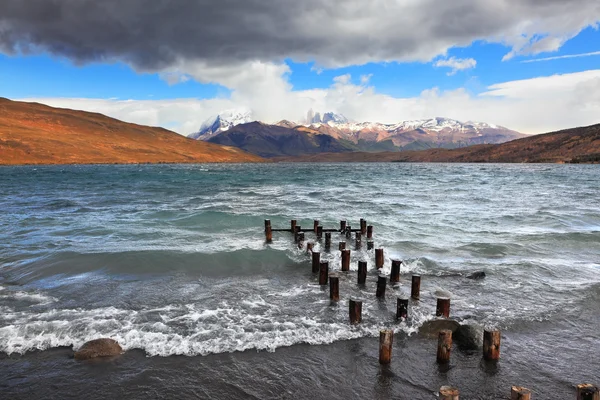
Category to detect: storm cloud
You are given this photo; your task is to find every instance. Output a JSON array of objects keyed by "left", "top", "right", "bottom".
[{"left": 1, "top": 0, "right": 599, "bottom": 77}]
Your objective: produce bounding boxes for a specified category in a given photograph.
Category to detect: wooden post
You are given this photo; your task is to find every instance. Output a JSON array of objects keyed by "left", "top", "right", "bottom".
[
  {"left": 306, "top": 242, "right": 314, "bottom": 253},
  {"left": 291, "top": 219, "right": 297, "bottom": 233},
  {"left": 264, "top": 219, "right": 271, "bottom": 232},
  {"left": 411, "top": 275, "right": 421, "bottom": 300},
  {"left": 379, "top": 329, "right": 393, "bottom": 364},
  {"left": 360, "top": 219, "right": 367, "bottom": 235},
  {"left": 577, "top": 384, "right": 599, "bottom": 400},
  {"left": 483, "top": 330, "right": 501, "bottom": 361},
  {"left": 319, "top": 261, "right": 329, "bottom": 285},
  {"left": 511, "top": 386, "right": 532, "bottom": 400},
  {"left": 341, "top": 249, "right": 351, "bottom": 271},
  {"left": 439, "top": 386, "right": 459, "bottom": 400},
  {"left": 376, "top": 275, "right": 387, "bottom": 298},
  {"left": 339, "top": 242, "right": 346, "bottom": 251},
  {"left": 396, "top": 297, "right": 408, "bottom": 320},
  {"left": 357, "top": 261, "right": 367, "bottom": 285},
  {"left": 329, "top": 275, "right": 339, "bottom": 302},
  {"left": 355, "top": 232, "right": 362, "bottom": 250},
  {"left": 367, "top": 241, "right": 374, "bottom": 250},
  {"left": 340, "top": 220, "right": 347, "bottom": 232},
  {"left": 265, "top": 224, "right": 272, "bottom": 243},
  {"left": 297, "top": 232, "right": 305, "bottom": 249},
  {"left": 312, "top": 251, "right": 321, "bottom": 273},
  {"left": 325, "top": 232, "right": 331, "bottom": 250},
  {"left": 367, "top": 225, "right": 373, "bottom": 239},
  {"left": 375, "top": 248, "right": 384, "bottom": 269},
  {"left": 436, "top": 298, "right": 450, "bottom": 318},
  {"left": 349, "top": 299, "right": 362, "bottom": 324},
  {"left": 390, "top": 260, "right": 401, "bottom": 283},
  {"left": 345, "top": 226, "right": 352, "bottom": 239},
  {"left": 313, "top": 220, "right": 319, "bottom": 233},
  {"left": 316, "top": 225, "right": 323, "bottom": 240},
  {"left": 294, "top": 226, "right": 301, "bottom": 242},
  {"left": 437, "top": 329, "right": 452, "bottom": 364}
]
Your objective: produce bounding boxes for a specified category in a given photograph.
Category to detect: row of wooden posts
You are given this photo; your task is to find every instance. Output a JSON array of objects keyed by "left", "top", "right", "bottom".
[{"left": 264, "top": 219, "right": 599, "bottom": 400}]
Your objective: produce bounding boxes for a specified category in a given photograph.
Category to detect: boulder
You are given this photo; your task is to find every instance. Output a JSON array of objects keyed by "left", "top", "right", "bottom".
[
  {"left": 418, "top": 319, "right": 461, "bottom": 339},
  {"left": 466, "top": 271, "right": 486, "bottom": 280},
  {"left": 73, "top": 338, "right": 123, "bottom": 360},
  {"left": 454, "top": 323, "right": 484, "bottom": 350}
]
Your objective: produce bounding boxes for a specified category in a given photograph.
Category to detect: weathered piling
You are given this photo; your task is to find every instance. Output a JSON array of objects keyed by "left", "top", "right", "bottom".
[
  {"left": 367, "top": 225, "right": 373, "bottom": 239},
  {"left": 355, "top": 232, "right": 362, "bottom": 250},
  {"left": 483, "top": 330, "right": 501, "bottom": 361},
  {"left": 436, "top": 298, "right": 450, "bottom": 318},
  {"left": 311, "top": 251, "right": 321, "bottom": 273},
  {"left": 297, "top": 232, "right": 305, "bottom": 249},
  {"left": 264, "top": 219, "right": 271, "bottom": 232},
  {"left": 349, "top": 299, "right": 362, "bottom": 324},
  {"left": 339, "top": 242, "right": 346, "bottom": 251},
  {"left": 325, "top": 233, "right": 331, "bottom": 250},
  {"left": 313, "top": 220, "right": 319, "bottom": 233},
  {"left": 379, "top": 329, "right": 393, "bottom": 364},
  {"left": 376, "top": 275, "right": 387, "bottom": 298},
  {"left": 367, "top": 241, "right": 374, "bottom": 250},
  {"left": 345, "top": 226, "right": 352, "bottom": 239},
  {"left": 511, "top": 386, "right": 532, "bottom": 400},
  {"left": 357, "top": 261, "right": 367, "bottom": 284},
  {"left": 577, "top": 384, "right": 599, "bottom": 400},
  {"left": 439, "top": 386, "right": 459, "bottom": 400},
  {"left": 396, "top": 298, "right": 408, "bottom": 320},
  {"left": 360, "top": 219, "right": 367, "bottom": 235},
  {"left": 329, "top": 275, "right": 339, "bottom": 302},
  {"left": 341, "top": 249, "right": 351, "bottom": 271},
  {"left": 390, "top": 260, "right": 402, "bottom": 283},
  {"left": 306, "top": 242, "right": 314, "bottom": 253},
  {"left": 317, "top": 225, "right": 323, "bottom": 240},
  {"left": 291, "top": 219, "right": 297, "bottom": 233},
  {"left": 411, "top": 275, "right": 421, "bottom": 299},
  {"left": 340, "top": 220, "right": 347, "bottom": 232},
  {"left": 294, "top": 225, "right": 301, "bottom": 242},
  {"left": 319, "top": 261, "right": 329, "bottom": 285},
  {"left": 375, "top": 248, "right": 384, "bottom": 269},
  {"left": 265, "top": 222, "right": 272, "bottom": 243},
  {"left": 437, "top": 329, "right": 452, "bottom": 364}
]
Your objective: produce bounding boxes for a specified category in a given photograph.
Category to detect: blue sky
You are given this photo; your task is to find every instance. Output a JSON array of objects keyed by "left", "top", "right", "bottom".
[{"left": 1, "top": 1, "right": 599, "bottom": 134}]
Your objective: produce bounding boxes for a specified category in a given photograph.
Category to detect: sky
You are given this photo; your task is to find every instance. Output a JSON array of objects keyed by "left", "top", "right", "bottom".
[{"left": 1, "top": 0, "right": 600, "bottom": 135}]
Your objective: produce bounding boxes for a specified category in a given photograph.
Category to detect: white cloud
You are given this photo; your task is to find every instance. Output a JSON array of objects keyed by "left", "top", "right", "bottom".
[
  {"left": 434, "top": 57, "right": 477, "bottom": 75},
  {"left": 20, "top": 69, "right": 600, "bottom": 136}
]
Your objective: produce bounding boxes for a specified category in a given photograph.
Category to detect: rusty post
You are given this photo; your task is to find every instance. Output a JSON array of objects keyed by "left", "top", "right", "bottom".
[
  {"left": 294, "top": 225, "right": 301, "bottom": 242},
  {"left": 329, "top": 275, "right": 339, "bottom": 302},
  {"left": 291, "top": 219, "right": 297, "bottom": 233},
  {"left": 339, "top": 242, "right": 346, "bottom": 251},
  {"left": 349, "top": 298, "right": 362, "bottom": 324},
  {"left": 264, "top": 219, "right": 271, "bottom": 232},
  {"left": 313, "top": 219, "right": 319, "bottom": 233},
  {"left": 439, "top": 386, "right": 459, "bottom": 400},
  {"left": 437, "top": 329, "right": 452, "bottom": 364},
  {"left": 311, "top": 251, "right": 321, "bottom": 273},
  {"left": 345, "top": 226, "right": 352, "bottom": 239},
  {"left": 325, "top": 232, "right": 331, "bottom": 250},
  {"left": 436, "top": 298, "right": 450, "bottom": 318},
  {"left": 390, "top": 260, "right": 401, "bottom": 284},
  {"left": 306, "top": 242, "right": 314, "bottom": 253},
  {"left": 357, "top": 261, "right": 367, "bottom": 285},
  {"left": 411, "top": 275, "right": 421, "bottom": 300},
  {"left": 483, "top": 330, "right": 501, "bottom": 361},
  {"left": 319, "top": 261, "right": 329, "bottom": 285},
  {"left": 367, "top": 241, "right": 374, "bottom": 250},
  {"left": 297, "top": 232, "right": 305, "bottom": 249},
  {"left": 340, "top": 220, "right": 347, "bottom": 232},
  {"left": 265, "top": 224, "right": 272, "bottom": 243},
  {"left": 367, "top": 225, "right": 373, "bottom": 239},
  {"left": 355, "top": 232, "right": 362, "bottom": 250},
  {"left": 577, "top": 384, "right": 599, "bottom": 400},
  {"left": 375, "top": 248, "right": 384, "bottom": 269},
  {"left": 316, "top": 225, "right": 323, "bottom": 240},
  {"left": 360, "top": 218, "right": 367, "bottom": 235},
  {"left": 376, "top": 275, "right": 387, "bottom": 298},
  {"left": 341, "top": 249, "right": 351, "bottom": 271},
  {"left": 396, "top": 297, "right": 408, "bottom": 320},
  {"left": 379, "top": 329, "right": 393, "bottom": 364},
  {"left": 511, "top": 386, "right": 531, "bottom": 400}
]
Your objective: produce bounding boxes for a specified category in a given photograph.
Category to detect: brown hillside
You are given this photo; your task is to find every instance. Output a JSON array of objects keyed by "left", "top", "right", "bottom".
[{"left": 0, "top": 98, "right": 264, "bottom": 165}]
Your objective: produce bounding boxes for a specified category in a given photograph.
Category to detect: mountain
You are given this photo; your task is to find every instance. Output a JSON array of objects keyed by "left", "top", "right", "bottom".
[
  {"left": 0, "top": 98, "right": 264, "bottom": 165},
  {"left": 188, "top": 108, "right": 254, "bottom": 140},
  {"left": 274, "top": 123, "right": 600, "bottom": 163}
]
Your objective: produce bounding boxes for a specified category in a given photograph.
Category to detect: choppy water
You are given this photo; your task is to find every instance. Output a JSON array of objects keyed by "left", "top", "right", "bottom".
[{"left": 0, "top": 163, "right": 599, "bottom": 399}]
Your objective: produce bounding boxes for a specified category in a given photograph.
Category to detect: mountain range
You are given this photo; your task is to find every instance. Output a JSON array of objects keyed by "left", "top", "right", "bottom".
[{"left": 188, "top": 109, "right": 526, "bottom": 157}]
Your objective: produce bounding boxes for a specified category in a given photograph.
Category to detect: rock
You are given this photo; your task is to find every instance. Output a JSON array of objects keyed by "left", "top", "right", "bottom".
[
  {"left": 73, "top": 338, "right": 123, "bottom": 360},
  {"left": 418, "top": 319, "right": 461, "bottom": 338},
  {"left": 466, "top": 271, "right": 486, "bottom": 280},
  {"left": 454, "top": 324, "right": 484, "bottom": 351}
]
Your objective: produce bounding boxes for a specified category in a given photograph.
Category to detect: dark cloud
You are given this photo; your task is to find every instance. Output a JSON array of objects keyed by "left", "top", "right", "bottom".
[{"left": 1, "top": 0, "right": 599, "bottom": 71}]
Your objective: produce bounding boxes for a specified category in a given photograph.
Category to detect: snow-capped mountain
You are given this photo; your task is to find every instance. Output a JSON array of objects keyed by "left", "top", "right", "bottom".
[{"left": 188, "top": 108, "right": 254, "bottom": 140}]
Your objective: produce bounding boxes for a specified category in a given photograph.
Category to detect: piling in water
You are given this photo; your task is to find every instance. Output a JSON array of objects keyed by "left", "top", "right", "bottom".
[
  {"left": 313, "top": 220, "right": 319, "bottom": 233},
  {"left": 340, "top": 220, "right": 347, "bottom": 232},
  {"left": 306, "top": 242, "right": 314, "bottom": 253},
  {"left": 265, "top": 224, "right": 272, "bottom": 243},
  {"left": 329, "top": 275, "right": 339, "bottom": 302},
  {"left": 577, "top": 384, "right": 599, "bottom": 400},
  {"left": 437, "top": 329, "right": 452, "bottom": 364},
  {"left": 291, "top": 219, "right": 297, "bottom": 233},
  {"left": 312, "top": 252, "right": 321, "bottom": 273},
  {"left": 367, "top": 225, "right": 373, "bottom": 239},
  {"left": 341, "top": 249, "right": 351, "bottom": 271},
  {"left": 511, "top": 386, "right": 531, "bottom": 400},
  {"left": 294, "top": 226, "right": 301, "bottom": 242},
  {"left": 349, "top": 299, "right": 362, "bottom": 324},
  {"left": 297, "top": 233, "right": 305, "bottom": 249},
  {"left": 367, "top": 241, "right": 374, "bottom": 250},
  {"left": 355, "top": 232, "right": 362, "bottom": 250},
  {"left": 439, "top": 386, "right": 459, "bottom": 400},
  {"left": 379, "top": 329, "right": 394, "bottom": 364},
  {"left": 325, "top": 233, "right": 331, "bottom": 250},
  {"left": 411, "top": 275, "right": 421, "bottom": 300},
  {"left": 317, "top": 225, "right": 323, "bottom": 240},
  {"left": 483, "top": 330, "right": 501, "bottom": 361},
  {"left": 357, "top": 261, "right": 367, "bottom": 285},
  {"left": 375, "top": 248, "right": 384, "bottom": 269},
  {"left": 376, "top": 275, "right": 387, "bottom": 298},
  {"left": 390, "top": 260, "right": 401, "bottom": 283},
  {"left": 436, "top": 298, "right": 450, "bottom": 318},
  {"left": 396, "top": 298, "right": 408, "bottom": 320},
  {"left": 339, "top": 242, "right": 346, "bottom": 251},
  {"left": 319, "top": 261, "right": 329, "bottom": 285},
  {"left": 264, "top": 219, "right": 271, "bottom": 232},
  {"left": 345, "top": 226, "right": 352, "bottom": 239},
  {"left": 360, "top": 219, "right": 367, "bottom": 235}
]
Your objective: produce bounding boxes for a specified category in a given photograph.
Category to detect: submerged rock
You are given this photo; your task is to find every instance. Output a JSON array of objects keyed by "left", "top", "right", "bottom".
[
  {"left": 466, "top": 271, "right": 486, "bottom": 280},
  {"left": 74, "top": 338, "right": 123, "bottom": 360},
  {"left": 454, "top": 324, "right": 484, "bottom": 350},
  {"left": 418, "top": 319, "right": 461, "bottom": 338}
]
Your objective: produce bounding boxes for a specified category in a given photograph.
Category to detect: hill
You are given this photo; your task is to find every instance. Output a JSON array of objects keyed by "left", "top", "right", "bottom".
[{"left": 0, "top": 98, "right": 263, "bottom": 165}]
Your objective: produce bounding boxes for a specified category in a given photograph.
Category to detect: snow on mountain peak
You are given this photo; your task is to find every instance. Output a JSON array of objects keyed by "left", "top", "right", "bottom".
[{"left": 189, "top": 108, "right": 254, "bottom": 140}]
